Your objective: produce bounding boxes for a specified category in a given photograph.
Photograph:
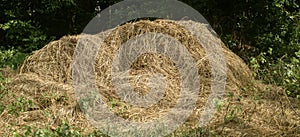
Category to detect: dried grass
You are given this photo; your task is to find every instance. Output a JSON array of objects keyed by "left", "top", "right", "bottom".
[{"left": 0, "top": 19, "right": 299, "bottom": 136}]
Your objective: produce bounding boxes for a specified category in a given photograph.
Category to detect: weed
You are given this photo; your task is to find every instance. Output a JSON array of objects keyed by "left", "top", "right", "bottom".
[{"left": 7, "top": 96, "right": 35, "bottom": 115}]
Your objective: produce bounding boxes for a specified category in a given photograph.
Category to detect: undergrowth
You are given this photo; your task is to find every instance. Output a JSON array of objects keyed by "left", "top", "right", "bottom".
[{"left": 250, "top": 48, "right": 300, "bottom": 100}]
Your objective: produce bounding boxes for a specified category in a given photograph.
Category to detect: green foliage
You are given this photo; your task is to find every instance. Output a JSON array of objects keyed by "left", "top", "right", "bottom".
[
  {"left": 250, "top": 49, "right": 300, "bottom": 99},
  {"left": 54, "top": 121, "right": 81, "bottom": 137},
  {"left": 213, "top": 98, "right": 225, "bottom": 111},
  {"left": 7, "top": 96, "right": 35, "bottom": 115},
  {"left": 109, "top": 98, "right": 119, "bottom": 108},
  {"left": 184, "top": 0, "right": 300, "bottom": 59},
  {"left": 0, "top": 49, "right": 15, "bottom": 67},
  {"left": 13, "top": 121, "right": 111, "bottom": 137},
  {"left": 170, "top": 127, "right": 214, "bottom": 137},
  {"left": 278, "top": 52, "right": 300, "bottom": 98},
  {"left": 87, "top": 131, "right": 109, "bottom": 137},
  {"left": 0, "top": 20, "right": 48, "bottom": 53},
  {"left": 0, "top": 49, "right": 28, "bottom": 69},
  {"left": 251, "top": 0, "right": 299, "bottom": 57},
  {"left": 0, "top": 0, "right": 99, "bottom": 54},
  {"left": 13, "top": 121, "right": 83, "bottom": 137}
]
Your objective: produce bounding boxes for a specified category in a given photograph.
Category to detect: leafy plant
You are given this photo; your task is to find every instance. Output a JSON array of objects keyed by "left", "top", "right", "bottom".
[
  {"left": 109, "top": 98, "right": 119, "bottom": 108},
  {"left": 13, "top": 121, "right": 83, "bottom": 137},
  {"left": 7, "top": 96, "right": 35, "bottom": 115},
  {"left": 0, "top": 48, "right": 28, "bottom": 69},
  {"left": 0, "top": 20, "right": 48, "bottom": 53},
  {"left": 250, "top": 49, "right": 300, "bottom": 99},
  {"left": 0, "top": 49, "right": 15, "bottom": 67},
  {"left": 55, "top": 121, "right": 81, "bottom": 137}
]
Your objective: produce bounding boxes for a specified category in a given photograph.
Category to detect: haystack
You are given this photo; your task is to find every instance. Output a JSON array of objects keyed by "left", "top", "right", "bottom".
[{"left": 0, "top": 19, "right": 299, "bottom": 136}]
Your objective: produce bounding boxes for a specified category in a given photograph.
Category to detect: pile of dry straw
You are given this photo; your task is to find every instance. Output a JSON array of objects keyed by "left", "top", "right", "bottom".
[{"left": 0, "top": 19, "right": 299, "bottom": 136}]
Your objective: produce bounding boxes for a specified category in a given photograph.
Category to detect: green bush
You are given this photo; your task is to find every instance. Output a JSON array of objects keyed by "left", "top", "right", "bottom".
[
  {"left": 0, "top": 49, "right": 14, "bottom": 67},
  {"left": 0, "top": 20, "right": 48, "bottom": 53},
  {"left": 0, "top": 49, "right": 28, "bottom": 69},
  {"left": 250, "top": 49, "right": 300, "bottom": 99}
]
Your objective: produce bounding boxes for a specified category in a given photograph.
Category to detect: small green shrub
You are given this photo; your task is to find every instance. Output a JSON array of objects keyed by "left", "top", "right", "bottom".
[
  {"left": 0, "top": 49, "right": 15, "bottom": 67},
  {"left": 7, "top": 96, "right": 35, "bottom": 115},
  {"left": 0, "top": 49, "right": 28, "bottom": 69},
  {"left": 250, "top": 49, "right": 300, "bottom": 99}
]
